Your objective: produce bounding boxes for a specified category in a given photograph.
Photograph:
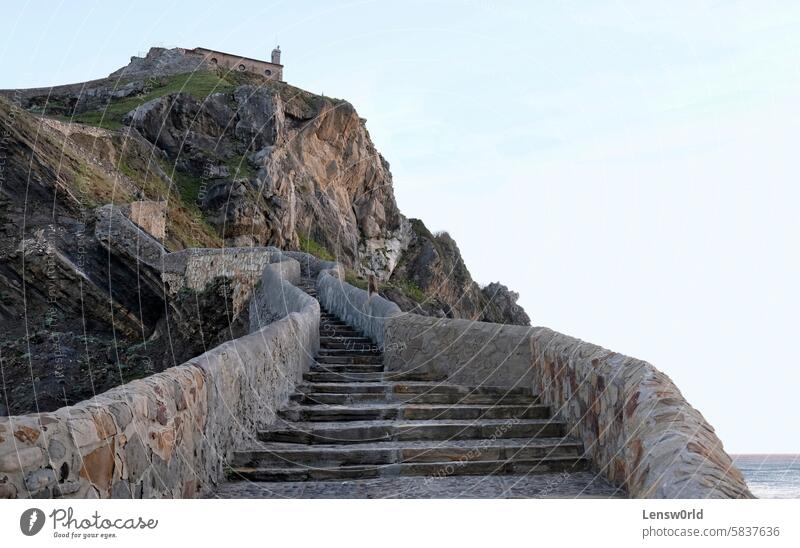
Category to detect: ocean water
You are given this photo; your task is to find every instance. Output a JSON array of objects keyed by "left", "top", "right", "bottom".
[{"left": 732, "top": 455, "right": 800, "bottom": 498}]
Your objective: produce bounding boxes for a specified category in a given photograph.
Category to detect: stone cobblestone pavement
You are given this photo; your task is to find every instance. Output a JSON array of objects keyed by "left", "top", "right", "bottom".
[{"left": 209, "top": 472, "right": 625, "bottom": 499}]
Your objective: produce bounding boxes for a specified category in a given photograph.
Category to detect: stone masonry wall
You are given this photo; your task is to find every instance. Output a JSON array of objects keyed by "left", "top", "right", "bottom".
[
  {"left": 0, "top": 256, "right": 318, "bottom": 499},
  {"left": 126, "top": 200, "right": 167, "bottom": 241},
  {"left": 161, "top": 247, "right": 278, "bottom": 315},
  {"left": 383, "top": 314, "right": 536, "bottom": 387},
  {"left": 186, "top": 47, "right": 283, "bottom": 81},
  {"left": 529, "top": 328, "right": 753, "bottom": 498}
]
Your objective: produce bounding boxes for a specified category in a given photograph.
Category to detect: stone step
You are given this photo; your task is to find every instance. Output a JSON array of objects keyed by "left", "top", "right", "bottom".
[
  {"left": 303, "top": 371, "right": 443, "bottom": 383},
  {"left": 259, "top": 419, "right": 566, "bottom": 444},
  {"left": 319, "top": 337, "right": 374, "bottom": 348},
  {"left": 297, "top": 382, "right": 534, "bottom": 397},
  {"left": 291, "top": 391, "right": 537, "bottom": 405},
  {"left": 298, "top": 382, "right": 389, "bottom": 394},
  {"left": 316, "top": 348, "right": 382, "bottom": 358},
  {"left": 231, "top": 438, "right": 582, "bottom": 468},
  {"left": 319, "top": 343, "right": 380, "bottom": 353},
  {"left": 303, "top": 371, "right": 385, "bottom": 383},
  {"left": 279, "top": 403, "right": 550, "bottom": 422},
  {"left": 310, "top": 364, "right": 384, "bottom": 374},
  {"left": 320, "top": 329, "right": 363, "bottom": 338},
  {"left": 318, "top": 323, "right": 351, "bottom": 330},
  {"left": 313, "top": 355, "right": 383, "bottom": 365},
  {"left": 229, "top": 456, "right": 589, "bottom": 482},
  {"left": 319, "top": 320, "right": 355, "bottom": 326}
]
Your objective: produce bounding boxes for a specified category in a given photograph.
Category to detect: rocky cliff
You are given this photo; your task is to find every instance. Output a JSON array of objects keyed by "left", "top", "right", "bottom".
[{"left": 0, "top": 47, "right": 528, "bottom": 415}]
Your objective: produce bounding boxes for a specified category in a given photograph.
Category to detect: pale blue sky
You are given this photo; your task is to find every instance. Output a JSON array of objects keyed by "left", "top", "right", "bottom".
[{"left": 2, "top": 1, "right": 799, "bottom": 453}]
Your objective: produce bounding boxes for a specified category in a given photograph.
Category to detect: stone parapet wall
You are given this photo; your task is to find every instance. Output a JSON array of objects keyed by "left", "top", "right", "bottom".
[
  {"left": 161, "top": 247, "right": 278, "bottom": 314},
  {"left": 249, "top": 253, "right": 320, "bottom": 336},
  {"left": 529, "top": 328, "right": 753, "bottom": 498},
  {"left": 383, "top": 315, "right": 535, "bottom": 386},
  {"left": 0, "top": 257, "right": 318, "bottom": 499},
  {"left": 281, "top": 250, "right": 342, "bottom": 280}
]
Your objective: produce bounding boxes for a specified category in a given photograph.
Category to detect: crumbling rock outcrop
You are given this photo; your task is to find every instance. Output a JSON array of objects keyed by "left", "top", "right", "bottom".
[
  {"left": 386, "top": 219, "right": 530, "bottom": 325},
  {"left": 480, "top": 282, "right": 530, "bottom": 326},
  {"left": 108, "top": 46, "right": 209, "bottom": 79}
]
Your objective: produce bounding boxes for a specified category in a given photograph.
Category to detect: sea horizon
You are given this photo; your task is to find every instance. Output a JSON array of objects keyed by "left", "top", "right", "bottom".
[{"left": 732, "top": 454, "right": 800, "bottom": 499}]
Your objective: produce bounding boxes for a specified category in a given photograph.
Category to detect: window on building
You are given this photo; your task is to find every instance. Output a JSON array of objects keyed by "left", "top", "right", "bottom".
[
  {"left": 265, "top": 69, "right": 272, "bottom": 75},
  {"left": 238, "top": 64, "right": 246, "bottom": 71},
  {"left": 210, "top": 57, "right": 218, "bottom": 64}
]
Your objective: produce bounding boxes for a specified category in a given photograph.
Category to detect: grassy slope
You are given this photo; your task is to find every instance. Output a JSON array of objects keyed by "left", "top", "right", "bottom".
[
  {"left": 1, "top": 94, "right": 221, "bottom": 250},
  {"left": 67, "top": 72, "right": 236, "bottom": 129}
]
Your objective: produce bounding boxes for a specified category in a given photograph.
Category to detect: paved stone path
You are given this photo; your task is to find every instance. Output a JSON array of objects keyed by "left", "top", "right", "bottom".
[
  {"left": 211, "top": 472, "right": 623, "bottom": 498},
  {"left": 210, "top": 278, "right": 625, "bottom": 498}
]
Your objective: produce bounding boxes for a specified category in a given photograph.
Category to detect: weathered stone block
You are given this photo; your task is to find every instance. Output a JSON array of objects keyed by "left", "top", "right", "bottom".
[
  {"left": 53, "top": 481, "right": 81, "bottom": 497},
  {"left": 111, "top": 480, "right": 132, "bottom": 499},
  {"left": 24, "top": 468, "right": 57, "bottom": 491},
  {"left": 47, "top": 439, "right": 66, "bottom": 461},
  {"left": 79, "top": 443, "right": 115, "bottom": 493},
  {"left": 0, "top": 446, "right": 43, "bottom": 472},
  {"left": 66, "top": 417, "right": 101, "bottom": 449},
  {"left": 123, "top": 434, "right": 150, "bottom": 483},
  {"left": 14, "top": 426, "right": 41, "bottom": 444},
  {"left": 0, "top": 481, "right": 17, "bottom": 498}
]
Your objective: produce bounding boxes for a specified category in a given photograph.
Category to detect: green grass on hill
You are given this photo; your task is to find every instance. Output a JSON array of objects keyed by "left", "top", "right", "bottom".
[
  {"left": 344, "top": 269, "right": 368, "bottom": 290},
  {"left": 169, "top": 167, "right": 206, "bottom": 206},
  {"left": 298, "top": 235, "right": 334, "bottom": 261},
  {"left": 68, "top": 72, "right": 236, "bottom": 129},
  {"left": 393, "top": 279, "right": 426, "bottom": 303},
  {"left": 226, "top": 154, "right": 257, "bottom": 180}
]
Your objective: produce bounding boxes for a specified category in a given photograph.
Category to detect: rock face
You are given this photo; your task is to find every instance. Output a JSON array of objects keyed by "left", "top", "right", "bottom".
[
  {"left": 386, "top": 219, "right": 529, "bottom": 325},
  {"left": 0, "top": 46, "right": 529, "bottom": 415},
  {"left": 480, "top": 282, "right": 530, "bottom": 325},
  {"left": 120, "top": 82, "right": 409, "bottom": 279}
]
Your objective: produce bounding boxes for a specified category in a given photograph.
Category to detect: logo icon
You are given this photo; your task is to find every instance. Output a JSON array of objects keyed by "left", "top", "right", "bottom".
[{"left": 20, "top": 508, "right": 45, "bottom": 536}]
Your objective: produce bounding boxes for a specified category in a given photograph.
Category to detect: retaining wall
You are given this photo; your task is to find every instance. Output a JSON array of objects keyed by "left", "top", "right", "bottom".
[{"left": 0, "top": 256, "right": 318, "bottom": 499}]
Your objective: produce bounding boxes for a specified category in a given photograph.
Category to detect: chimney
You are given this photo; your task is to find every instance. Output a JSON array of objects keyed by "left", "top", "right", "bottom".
[{"left": 271, "top": 45, "right": 281, "bottom": 65}]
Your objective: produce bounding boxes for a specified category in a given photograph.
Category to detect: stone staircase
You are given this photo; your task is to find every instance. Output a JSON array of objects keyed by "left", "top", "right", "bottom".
[{"left": 222, "top": 278, "right": 605, "bottom": 492}]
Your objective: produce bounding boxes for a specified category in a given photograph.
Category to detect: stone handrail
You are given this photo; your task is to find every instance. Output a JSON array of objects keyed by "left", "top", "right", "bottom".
[
  {"left": 313, "top": 275, "right": 753, "bottom": 499},
  {"left": 0, "top": 254, "right": 318, "bottom": 499}
]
